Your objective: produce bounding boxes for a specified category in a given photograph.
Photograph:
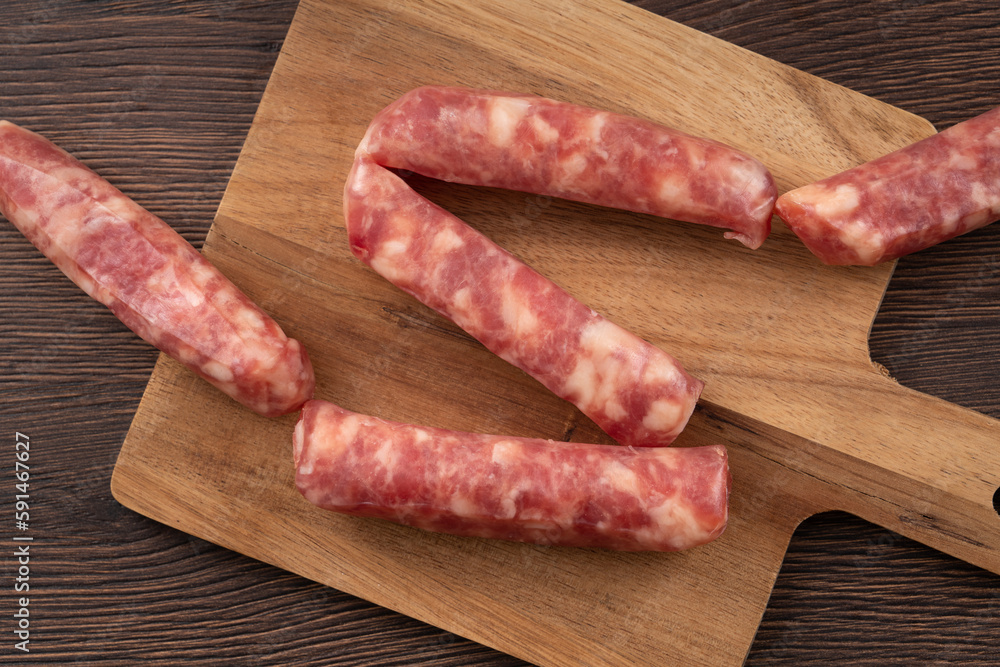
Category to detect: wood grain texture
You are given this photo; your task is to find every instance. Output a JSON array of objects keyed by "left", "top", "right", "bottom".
[{"left": 1, "top": 0, "right": 999, "bottom": 665}]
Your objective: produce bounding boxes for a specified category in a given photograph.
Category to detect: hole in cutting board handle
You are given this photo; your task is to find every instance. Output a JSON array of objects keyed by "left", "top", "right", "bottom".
[{"left": 994, "top": 487, "right": 1000, "bottom": 516}]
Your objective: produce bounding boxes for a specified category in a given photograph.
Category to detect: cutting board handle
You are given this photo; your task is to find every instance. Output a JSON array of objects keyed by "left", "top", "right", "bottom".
[
  {"left": 830, "top": 372, "right": 1000, "bottom": 573},
  {"left": 705, "top": 370, "right": 1000, "bottom": 575}
]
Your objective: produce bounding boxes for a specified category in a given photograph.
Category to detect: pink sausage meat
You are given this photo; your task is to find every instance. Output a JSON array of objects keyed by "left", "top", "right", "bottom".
[
  {"left": 345, "top": 156, "right": 703, "bottom": 447},
  {"left": 0, "top": 121, "right": 314, "bottom": 417},
  {"left": 294, "top": 400, "right": 730, "bottom": 552},
  {"left": 775, "top": 105, "right": 1000, "bottom": 265},
  {"left": 361, "top": 86, "right": 777, "bottom": 249}
]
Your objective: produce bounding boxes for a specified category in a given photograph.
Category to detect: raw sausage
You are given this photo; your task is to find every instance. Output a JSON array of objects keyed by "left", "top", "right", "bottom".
[
  {"left": 294, "top": 400, "right": 730, "bottom": 551},
  {"left": 293, "top": 400, "right": 730, "bottom": 552},
  {"left": 0, "top": 120, "right": 314, "bottom": 417},
  {"left": 775, "top": 106, "right": 1000, "bottom": 265},
  {"left": 0, "top": 121, "right": 315, "bottom": 416},
  {"left": 345, "top": 155, "right": 703, "bottom": 447},
  {"left": 360, "top": 86, "right": 777, "bottom": 249}
]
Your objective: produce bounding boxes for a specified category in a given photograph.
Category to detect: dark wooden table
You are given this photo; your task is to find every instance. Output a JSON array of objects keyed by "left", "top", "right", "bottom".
[{"left": 2, "top": 1, "right": 999, "bottom": 664}]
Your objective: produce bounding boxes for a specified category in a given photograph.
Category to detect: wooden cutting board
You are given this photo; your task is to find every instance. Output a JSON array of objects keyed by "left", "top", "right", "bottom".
[{"left": 111, "top": 0, "right": 1000, "bottom": 664}]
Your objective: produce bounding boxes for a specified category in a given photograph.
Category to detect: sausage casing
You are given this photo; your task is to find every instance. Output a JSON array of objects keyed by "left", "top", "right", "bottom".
[
  {"left": 0, "top": 121, "right": 314, "bottom": 416},
  {"left": 294, "top": 400, "right": 730, "bottom": 552}
]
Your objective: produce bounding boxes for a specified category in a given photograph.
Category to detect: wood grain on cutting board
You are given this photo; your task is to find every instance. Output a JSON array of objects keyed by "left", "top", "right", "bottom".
[{"left": 111, "top": 0, "right": 1000, "bottom": 665}]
